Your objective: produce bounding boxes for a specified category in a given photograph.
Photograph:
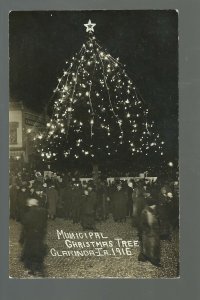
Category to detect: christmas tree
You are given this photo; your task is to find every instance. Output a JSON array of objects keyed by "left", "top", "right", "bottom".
[{"left": 34, "top": 20, "right": 164, "bottom": 172}]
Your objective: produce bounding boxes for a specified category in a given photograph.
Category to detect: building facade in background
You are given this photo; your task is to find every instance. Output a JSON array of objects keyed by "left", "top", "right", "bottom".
[{"left": 9, "top": 101, "right": 45, "bottom": 166}]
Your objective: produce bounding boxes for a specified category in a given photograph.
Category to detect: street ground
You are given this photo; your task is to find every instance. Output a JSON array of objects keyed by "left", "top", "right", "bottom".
[{"left": 9, "top": 217, "right": 179, "bottom": 279}]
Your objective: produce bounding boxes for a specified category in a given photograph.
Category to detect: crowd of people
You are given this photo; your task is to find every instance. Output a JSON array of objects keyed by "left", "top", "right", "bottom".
[{"left": 9, "top": 167, "right": 179, "bottom": 275}]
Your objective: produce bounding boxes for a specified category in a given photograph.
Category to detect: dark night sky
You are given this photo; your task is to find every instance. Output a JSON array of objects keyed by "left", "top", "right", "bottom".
[{"left": 9, "top": 10, "right": 178, "bottom": 159}]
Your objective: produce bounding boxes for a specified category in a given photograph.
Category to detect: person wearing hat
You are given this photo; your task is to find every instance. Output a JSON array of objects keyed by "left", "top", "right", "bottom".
[
  {"left": 111, "top": 183, "right": 127, "bottom": 222},
  {"left": 158, "top": 184, "right": 173, "bottom": 240},
  {"left": 46, "top": 184, "right": 59, "bottom": 220},
  {"left": 71, "top": 181, "right": 82, "bottom": 224},
  {"left": 96, "top": 179, "right": 108, "bottom": 221},
  {"left": 20, "top": 198, "right": 48, "bottom": 276},
  {"left": 81, "top": 184, "right": 97, "bottom": 230},
  {"left": 60, "top": 182, "right": 73, "bottom": 220},
  {"left": 17, "top": 182, "right": 29, "bottom": 223}
]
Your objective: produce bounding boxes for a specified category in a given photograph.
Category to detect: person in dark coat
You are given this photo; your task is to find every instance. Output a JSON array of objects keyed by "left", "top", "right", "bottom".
[
  {"left": 132, "top": 186, "right": 146, "bottom": 240},
  {"left": 95, "top": 180, "right": 109, "bottom": 221},
  {"left": 60, "top": 183, "right": 73, "bottom": 220},
  {"left": 81, "top": 186, "right": 97, "bottom": 230},
  {"left": 17, "top": 185, "right": 29, "bottom": 223},
  {"left": 126, "top": 182, "right": 134, "bottom": 217},
  {"left": 138, "top": 198, "right": 161, "bottom": 267},
  {"left": 71, "top": 182, "right": 82, "bottom": 223},
  {"left": 101, "top": 181, "right": 109, "bottom": 221},
  {"left": 112, "top": 184, "right": 127, "bottom": 222},
  {"left": 46, "top": 185, "right": 59, "bottom": 220},
  {"left": 20, "top": 198, "right": 48, "bottom": 276},
  {"left": 9, "top": 184, "right": 18, "bottom": 220},
  {"left": 170, "top": 182, "right": 179, "bottom": 229},
  {"left": 158, "top": 185, "right": 173, "bottom": 240}
]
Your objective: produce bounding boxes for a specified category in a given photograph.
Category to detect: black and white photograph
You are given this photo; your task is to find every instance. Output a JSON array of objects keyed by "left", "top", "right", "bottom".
[{"left": 9, "top": 10, "right": 179, "bottom": 278}]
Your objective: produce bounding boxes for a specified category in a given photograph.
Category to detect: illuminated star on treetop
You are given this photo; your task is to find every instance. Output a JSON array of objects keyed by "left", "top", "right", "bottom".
[
  {"left": 34, "top": 20, "right": 165, "bottom": 168},
  {"left": 84, "top": 19, "right": 96, "bottom": 33}
]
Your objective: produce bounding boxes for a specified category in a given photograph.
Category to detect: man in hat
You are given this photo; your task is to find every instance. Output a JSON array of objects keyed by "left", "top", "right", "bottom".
[
  {"left": 17, "top": 182, "right": 29, "bottom": 222},
  {"left": 95, "top": 179, "right": 108, "bottom": 221},
  {"left": 46, "top": 184, "right": 59, "bottom": 220},
  {"left": 60, "top": 182, "right": 73, "bottom": 220},
  {"left": 20, "top": 198, "right": 48, "bottom": 276},
  {"left": 158, "top": 184, "right": 173, "bottom": 240},
  {"left": 112, "top": 183, "right": 127, "bottom": 222},
  {"left": 81, "top": 184, "right": 97, "bottom": 230},
  {"left": 71, "top": 181, "right": 82, "bottom": 223}
]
